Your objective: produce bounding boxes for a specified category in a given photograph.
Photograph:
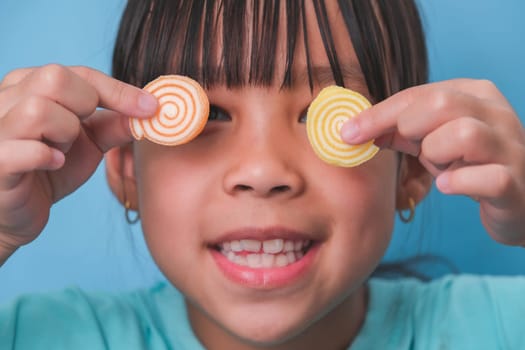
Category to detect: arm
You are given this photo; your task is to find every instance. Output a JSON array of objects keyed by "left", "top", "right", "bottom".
[{"left": 0, "top": 242, "right": 16, "bottom": 267}]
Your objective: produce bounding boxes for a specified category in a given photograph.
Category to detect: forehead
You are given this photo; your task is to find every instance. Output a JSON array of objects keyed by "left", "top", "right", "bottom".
[
  {"left": 238, "top": 1, "right": 360, "bottom": 63},
  {"left": 297, "top": 1, "right": 359, "bottom": 62},
  {"left": 138, "top": 0, "right": 365, "bottom": 91},
  {"left": 220, "top": 0, "right": 362, "bottom": 87},
  {"left": 293, "top": 1, "right": 364, "bottom": 88}
]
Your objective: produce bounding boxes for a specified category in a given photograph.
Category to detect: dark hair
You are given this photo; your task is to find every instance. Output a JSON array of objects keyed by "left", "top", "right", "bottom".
[{"left": 112, "top": 0, "right": 428, "bottom": 103}]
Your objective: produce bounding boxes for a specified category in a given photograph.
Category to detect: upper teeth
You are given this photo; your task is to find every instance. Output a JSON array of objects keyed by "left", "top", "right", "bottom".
[
  {"left": 218, "top": 239, "right": 311, "bottom": 269},
  {"left": 220, "top": 239, "right": 309, "bottom": 254}
]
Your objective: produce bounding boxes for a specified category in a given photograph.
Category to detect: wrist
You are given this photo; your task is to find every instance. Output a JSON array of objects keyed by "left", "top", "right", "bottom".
[{"left": 0, "top": 238, "right": 19, "bottom": 267}]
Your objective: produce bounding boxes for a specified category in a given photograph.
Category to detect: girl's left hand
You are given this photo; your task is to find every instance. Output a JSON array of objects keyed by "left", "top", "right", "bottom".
[{"left": 341, "top": 79, "right": 525, "bottom": 247}]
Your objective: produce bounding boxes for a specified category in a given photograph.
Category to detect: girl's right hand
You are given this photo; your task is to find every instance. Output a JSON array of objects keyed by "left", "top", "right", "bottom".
[{"left": 0, "top": 65, "right": 157, "bottom": 257}]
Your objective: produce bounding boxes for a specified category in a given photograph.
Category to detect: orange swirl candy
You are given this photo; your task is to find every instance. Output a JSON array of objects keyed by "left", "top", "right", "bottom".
[
  {"left": 306, "top": 86, "right": 379, "bottom": 167},
  {"left": 129, "top": 75, "right": 209, "bottom": 146}
]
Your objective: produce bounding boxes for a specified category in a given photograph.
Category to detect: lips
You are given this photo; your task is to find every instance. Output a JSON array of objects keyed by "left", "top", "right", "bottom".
[{"left": 208, "top": 226, "right": 321, "bottom": 289}]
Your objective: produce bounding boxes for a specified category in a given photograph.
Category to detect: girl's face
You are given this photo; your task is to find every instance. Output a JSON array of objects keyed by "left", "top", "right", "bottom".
[{"left": 128, "top": 2, "right": 399, "bottom": 348}]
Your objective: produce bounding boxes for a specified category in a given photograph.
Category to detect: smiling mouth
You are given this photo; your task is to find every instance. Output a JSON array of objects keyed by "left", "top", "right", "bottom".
[{"left": 212, "top": 238, "right": 314, "bottom": 269}]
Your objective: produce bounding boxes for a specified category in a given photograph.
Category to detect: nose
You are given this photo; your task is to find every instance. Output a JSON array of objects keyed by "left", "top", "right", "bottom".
[{"left": 223, "top": 144, "right": 306, "bottom": 199}]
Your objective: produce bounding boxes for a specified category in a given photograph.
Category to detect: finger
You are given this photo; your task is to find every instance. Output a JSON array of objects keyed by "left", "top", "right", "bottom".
[
  {"left": 420, "top": 117, "right": 503, "bottom": 167},
  {"left": 0, "top": 67, "right": 34, "bottom": 89},
  {"left": 0, "top": 65, "right": 158, "bottom": 120},
  {"left": 434, "top": 79, "right": 507, "bottom": 103},
  {"left": 82, "top": 109, "right": 135, "bottom": 152},
  {"left": 69, "top": 66, "right": 158, "bottom": 117},
  {"left": 436, "top": 164, "right": 515, "bottom": 207},
  {"left": 341, "top": 79, "right": 508, "bottom": 146},
  {"left": 395, "top": 91, "right": 498, "bottom": 142},
  {"left": 0, "top": 96, "right": 81, "bottom": 153},
  {"left": 374, "top": 133, "right": 421, "bottom": 156},
  {"left": 0, "top": 65, "right": 98, "bottom": 118},
  {"left": 0, "top": 140, "right": 64, "bottom": 190}
]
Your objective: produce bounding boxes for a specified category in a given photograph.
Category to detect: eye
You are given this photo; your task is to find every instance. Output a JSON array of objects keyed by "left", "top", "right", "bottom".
[{"left": 207, "top": 105, "right": 231, "bottom": 122}]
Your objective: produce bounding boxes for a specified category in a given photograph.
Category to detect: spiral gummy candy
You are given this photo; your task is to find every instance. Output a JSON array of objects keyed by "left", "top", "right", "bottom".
[
  {"left": 129, "top": 75, "right": 209, "bottom": 146},
  {"left": 306, "top": 86, "right": 379, "bottom": 167}
]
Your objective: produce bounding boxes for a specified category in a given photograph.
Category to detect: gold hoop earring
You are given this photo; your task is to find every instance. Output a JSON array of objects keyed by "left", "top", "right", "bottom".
[
  {"left": 125, "top": 200, "right": 140, "bottom": 225},
  {"left": 398, "top": 197, "right": 415, "bottom": 223}
]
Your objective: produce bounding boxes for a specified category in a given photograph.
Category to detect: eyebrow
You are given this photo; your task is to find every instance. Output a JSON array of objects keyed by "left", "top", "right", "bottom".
[{"left": 292, "top": 63, "right": 367, "bottom": 89}]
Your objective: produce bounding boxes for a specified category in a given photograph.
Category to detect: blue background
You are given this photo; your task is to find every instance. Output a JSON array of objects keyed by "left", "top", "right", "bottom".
[{"left": 0, "top": 0, "right": 524, "bottom": 303}]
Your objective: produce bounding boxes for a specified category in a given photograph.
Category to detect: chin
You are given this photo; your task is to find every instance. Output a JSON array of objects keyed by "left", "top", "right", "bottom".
[
  {"left": 224, "top": 316, "right": 308, "bottom": 347},
  {"left": 190, "top": 299, "right": 319, "bottom": 348}
]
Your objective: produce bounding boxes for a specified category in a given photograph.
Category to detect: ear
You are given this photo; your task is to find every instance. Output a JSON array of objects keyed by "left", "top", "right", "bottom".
[
  {"left": 396, "top": 155, "right": 433, "bottom": 210},
  {"left": 105, "top": 144, "right": 138, "bottom": 210}
]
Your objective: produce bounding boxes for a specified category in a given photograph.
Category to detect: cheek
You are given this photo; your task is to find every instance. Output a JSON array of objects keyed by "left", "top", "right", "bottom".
[
  {"left": 314, "top": 151, "right": 398, "bottom": 290},
  {"left": 331, "top": 153, "right": 397, "bottom": 238},
  {"left": 133, "top": 144, "right": 216, "bottom": 284},
  {"left": 314, "top": 150, "right": 398, "bottom": 229}
]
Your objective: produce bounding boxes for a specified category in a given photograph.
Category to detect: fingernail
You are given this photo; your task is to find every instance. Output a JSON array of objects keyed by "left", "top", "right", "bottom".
[
  {"left": 436, "top": 173, "right": 451, "bottom": 193},
  {"left": 51, "top": 149, "right": 65, "bottom": 169},
  {"left": 341, "top": 121, "right": 360, "bottom": 142},
  {"left": 138, "top": 92, "right": 158, "bottom": 114}
]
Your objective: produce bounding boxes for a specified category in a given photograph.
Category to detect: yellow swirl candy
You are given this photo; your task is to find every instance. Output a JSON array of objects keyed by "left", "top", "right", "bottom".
[
  {"left": 129, "top": 75, "right": 209, "bottom": 146},
  {"left": 306, "top": 86, "right": 379, "bottom": 167}
]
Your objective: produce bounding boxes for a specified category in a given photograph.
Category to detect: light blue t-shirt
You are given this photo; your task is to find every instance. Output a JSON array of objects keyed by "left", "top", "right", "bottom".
[{"left": 1, "top": 275, "right": 524, "bottom": 349}]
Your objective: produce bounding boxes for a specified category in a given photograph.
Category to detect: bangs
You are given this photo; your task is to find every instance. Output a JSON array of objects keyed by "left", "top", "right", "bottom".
[
  {"left": 113, "top": 0, "right": 337, "bottom": 90},
  {"left": 113, "top": 0, "right": 428, "bottom": 101}
]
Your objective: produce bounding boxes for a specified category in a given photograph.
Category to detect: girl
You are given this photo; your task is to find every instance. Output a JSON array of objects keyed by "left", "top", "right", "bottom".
[{"left": 1, "top": 0, "right": 525, "bottom": 349}]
